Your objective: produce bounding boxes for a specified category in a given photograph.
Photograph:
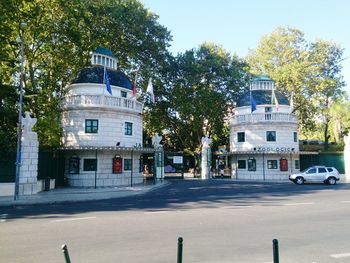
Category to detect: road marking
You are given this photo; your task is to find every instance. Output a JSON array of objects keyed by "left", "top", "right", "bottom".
[
  {"left": 330, "top": 253, "right": 350, "bottom": 258},
  {"left": 0, "top": 214, "right": 8, "bottom": 222},
  {"left": 282, "top": 202, "right": 314, "bottom": 206},
  {"left": 50, "top": 216, "right": 96, "bottom": 223},
  {"left": 341, "top": 201, "right": 350, "bottom": 203},
  {"left": 144, "top": 211, "right": 168, "bottom": 214},
  {"left": 221, "top": 205, "right": 253, "bottom": 209}
]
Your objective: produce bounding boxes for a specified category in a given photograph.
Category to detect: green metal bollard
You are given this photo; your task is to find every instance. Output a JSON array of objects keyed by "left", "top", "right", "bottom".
[
  {"left": 273, "top": 239, "right": 279, "bottom": 263},
  {"left": 61, "top": 244, "right": 72, "bottom": 263},
  {"left": 177, "top": 237, "right": 183, "bottom": 263}
]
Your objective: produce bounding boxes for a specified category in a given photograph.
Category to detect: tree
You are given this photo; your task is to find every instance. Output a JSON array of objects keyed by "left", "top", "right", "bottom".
[
  {"left": 145, "top": 43, "right": 249, "bottom": 168},
  {"left": 246, "top": 27, "right": 345, "bottom": 147},
  {"left": 329, "top": 98, "right": 350, "bottom": 143},
  {"left": 0, "top": 0, "right": 172, "bottom": 150},
  {"left": 308, "top": 40, "right": 345, "bottom": 149}
]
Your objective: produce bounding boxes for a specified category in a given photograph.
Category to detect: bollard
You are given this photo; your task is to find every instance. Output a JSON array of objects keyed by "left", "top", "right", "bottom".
[
  {"left": 177, "top": 237, "right": 183, "bottom": 263},
  {"left": 61, "top": 244, "right": 72, "bottom": 263},
  {"left": 272, "top": 239, "right": 279, "bottom": 263}
]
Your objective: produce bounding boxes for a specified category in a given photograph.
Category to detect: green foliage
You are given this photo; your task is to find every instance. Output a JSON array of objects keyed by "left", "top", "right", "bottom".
[
  {"left": 145, "top": 43, "right": 250, "bottom": 157},
  {"left": 0, "top": 0, "right": 172, "bottom": 150},
  {"left": 247, "top": 27, "right": 345, "bottom": 148}
]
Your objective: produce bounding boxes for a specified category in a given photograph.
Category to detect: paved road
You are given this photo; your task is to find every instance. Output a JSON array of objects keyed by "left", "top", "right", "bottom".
[{"left": 1, "top": 180, "right": 350, "bottom": 263}]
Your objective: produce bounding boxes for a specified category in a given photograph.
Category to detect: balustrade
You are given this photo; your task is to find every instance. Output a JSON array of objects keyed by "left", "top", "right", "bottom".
[
  {"left": 61, "top": 94, "right": 143, "bottom": 113},
  {"left": 231, "top": 112, "right": 297, "bottom": 124}
]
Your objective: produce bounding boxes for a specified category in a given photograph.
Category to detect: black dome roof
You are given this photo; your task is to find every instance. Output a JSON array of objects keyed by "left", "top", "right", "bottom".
[
  {"left": 237, "top": 90, "right": 290, "bottom": 107},
  {"left": 72, "top": 66, "right": 133, "bottom": 90}
]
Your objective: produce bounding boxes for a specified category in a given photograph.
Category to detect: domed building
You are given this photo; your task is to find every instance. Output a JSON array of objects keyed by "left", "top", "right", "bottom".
[
  {"left": 227, "top": 76, "right": 300, "bottom": 181},
  {"left": 60, "top": 47, "right": 152, "bottom": 187}
]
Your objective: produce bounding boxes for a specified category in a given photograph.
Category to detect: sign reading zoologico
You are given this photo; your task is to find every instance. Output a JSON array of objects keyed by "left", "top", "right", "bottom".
[{"left": 253, "top": 147, "right": 295, "bottom": 153}]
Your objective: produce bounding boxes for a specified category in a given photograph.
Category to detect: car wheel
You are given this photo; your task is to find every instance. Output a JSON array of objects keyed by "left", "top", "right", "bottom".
[
  {"left": 327, "top": 177, "right": 337, "bottom": 185},
  {"left": 295, "top": 177, "right": 304, "bottom": 185}
]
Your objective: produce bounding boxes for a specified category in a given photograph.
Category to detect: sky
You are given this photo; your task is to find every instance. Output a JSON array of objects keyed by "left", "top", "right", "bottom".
[{"left": 140, "top": 0, "right": 349, "bottom": 93}]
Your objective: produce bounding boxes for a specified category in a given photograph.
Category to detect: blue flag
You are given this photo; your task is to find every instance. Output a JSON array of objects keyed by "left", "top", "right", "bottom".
[
  {"left": 251, "top": 94, "right": 256, "bottom": 112},
  {"left": 104, "top": 69, "right": 112, "bottom": 95}
]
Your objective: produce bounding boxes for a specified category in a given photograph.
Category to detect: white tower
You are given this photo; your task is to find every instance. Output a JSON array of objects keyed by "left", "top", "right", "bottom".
[{"left": 229, "top": 76, "right": 299, "bottom": 181}]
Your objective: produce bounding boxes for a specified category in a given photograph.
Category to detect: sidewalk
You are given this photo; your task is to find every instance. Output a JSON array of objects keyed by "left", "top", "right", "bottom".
[{"left": 0, "top": 181, "right": 169, "bottom": 207}]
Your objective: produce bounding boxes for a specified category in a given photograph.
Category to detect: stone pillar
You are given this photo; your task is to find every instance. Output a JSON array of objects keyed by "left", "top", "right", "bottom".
[
  {"left": 201, "top": 136, "right": 212, "bottom": 179},
  {"left": 152, "top": 134, "right": 164, "bottom": 182},
  {"left": 344, "top": 135, "right": 350, "bottom": 182},
  {"left": 19, "top": 112, "right": 39, "bottom": 195}
]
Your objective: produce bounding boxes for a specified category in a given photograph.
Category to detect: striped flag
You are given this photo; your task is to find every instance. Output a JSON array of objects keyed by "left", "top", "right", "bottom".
[{"left": 131, "top": 72, "right": 137, "bottom": 99}]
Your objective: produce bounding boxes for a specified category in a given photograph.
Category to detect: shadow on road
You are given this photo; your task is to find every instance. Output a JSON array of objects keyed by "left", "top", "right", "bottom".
[{"left": 3, "top": 180, "right": 349, "bottom": 220}]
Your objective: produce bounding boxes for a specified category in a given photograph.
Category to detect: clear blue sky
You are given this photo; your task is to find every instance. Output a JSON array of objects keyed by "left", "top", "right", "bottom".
[{"left": 141, "top": 0, "right": 349, "bottom": 93}]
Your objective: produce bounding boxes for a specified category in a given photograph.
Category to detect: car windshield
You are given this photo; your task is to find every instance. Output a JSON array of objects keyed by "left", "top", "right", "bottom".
[{"left": 300, "top": 168, "right": 309, "bottom": 173}]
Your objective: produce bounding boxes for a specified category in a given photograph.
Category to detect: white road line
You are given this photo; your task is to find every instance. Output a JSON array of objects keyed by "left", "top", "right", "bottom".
[
  {"left": 221, "top": 205, "right": 253, "bottom": 209},
  {"left": 282, "top": 202, "right": 314, "bottom": 206},
  {"left": 144, "top": 211, "right": 168, "bottom": 214},
  {"left": 330, "top": 253, "right": 350, "bottom": 258},
  {"left": 340, "top": 201, "right": 350, "bottom": 203},
  {"left": 0, "top": 214, "right": 8, "bottom": 222},
  {"left": 50, "top": 216, "right": 96, "bottom": 223}
]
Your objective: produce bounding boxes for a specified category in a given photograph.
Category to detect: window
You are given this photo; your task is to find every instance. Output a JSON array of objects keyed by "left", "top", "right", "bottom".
[
  {"left": 265, "top": 107, "right": 272, "bottom": 120},
  {"left": 318, "top": 167, "right": 327, "bottom": 173},
  {"left": 295, "top": 160, "right": 300, "bottom": 169},
  {"left": 68, "top": 157, "right": 80, "bottom": 174},
  {"left": 124, "top": 159, "right": 132, "bottom": 171},
  {"left": 267, "top": 160, "right": 277, "bottom": 169},
  {"left": 125, "top": 122, "right": 133, "bottom": 135},
  {"left": 266, "top": 131, "right": 276, "bottom": 142},
  {"left": 248, "top": 158, "right": 256, "bottom": 171},
  {"left": 237, "top": 160, "right": 246, "bottom": 169},
  {"left": 326, "top": 167, "right": 333, "bottom": 172},
  {"left": 85, "top": 119, "right": 98, "bottom": 133},
  {"left": 83, "top": 159, "right": 97, "bottom": 171},
  {"left": 237, "top": 132, "right": 245, "bottom": 142},
  {"left": 306, "top": 168, "right": 316, "bottom": 174},
  {"left": 293, "top": 132, "right": 298, "bottom": 142},
  {"left": 121, "top": 91, "right": 127, "bottom": 98},
  {"left": 265, "top": 107, "right": 272, "bottom": 112}
]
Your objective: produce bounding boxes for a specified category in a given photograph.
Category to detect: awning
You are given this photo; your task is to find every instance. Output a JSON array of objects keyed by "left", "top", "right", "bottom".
[{"left": 58, "top": 146, "right": 157, "bottom": 153}]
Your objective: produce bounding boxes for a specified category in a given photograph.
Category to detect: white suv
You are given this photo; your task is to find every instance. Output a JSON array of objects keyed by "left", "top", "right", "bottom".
[{"left": 289, "top": 166, "right": 340, "bottom": 185}]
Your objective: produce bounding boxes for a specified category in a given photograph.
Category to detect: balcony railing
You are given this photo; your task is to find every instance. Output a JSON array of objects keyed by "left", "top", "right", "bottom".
[
  {"left": 61, "top": 95, "right": 143, "bottom": 113},
  {"left": 231, "top": 112, "right": 298, "bottom": 125}
]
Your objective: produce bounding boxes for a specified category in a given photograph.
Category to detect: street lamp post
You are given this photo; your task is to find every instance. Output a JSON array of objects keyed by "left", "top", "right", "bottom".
[{"left": 14, "top": 22, "right": 27, "bottom": 200}]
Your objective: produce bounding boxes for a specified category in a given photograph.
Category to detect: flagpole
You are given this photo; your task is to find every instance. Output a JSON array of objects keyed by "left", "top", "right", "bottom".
[{"left": 103, "top": 65, "right": 106, "bottom": 95}]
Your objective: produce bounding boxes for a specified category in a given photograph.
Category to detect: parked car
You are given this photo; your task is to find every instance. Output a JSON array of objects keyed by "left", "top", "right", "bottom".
[{"left": 289, "top": 166, "right": 340, "bottom": 185}]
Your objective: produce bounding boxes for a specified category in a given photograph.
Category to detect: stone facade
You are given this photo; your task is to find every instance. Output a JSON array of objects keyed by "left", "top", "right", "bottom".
[
  {"left": 228, "top": 77, "right": 300, "bottom": 181},
  {"left": 19, "top": 112, "right": 39, "bottom": 195},
  {"left": 65, "top": 150, "right": 143, "bottom": 187},
  {"left": 60, "top": 48, "right": 146, "bottom": 187}
]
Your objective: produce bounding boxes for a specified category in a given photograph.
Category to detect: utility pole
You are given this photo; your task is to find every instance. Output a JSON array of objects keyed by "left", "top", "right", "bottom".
[{"left": 14, "top": 22, "right": 27, "bottom": 200}]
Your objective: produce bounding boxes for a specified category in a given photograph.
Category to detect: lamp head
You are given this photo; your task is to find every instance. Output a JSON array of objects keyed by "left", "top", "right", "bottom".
[{"left": 20, "top": 22, "right": 27, "bottom": 30}]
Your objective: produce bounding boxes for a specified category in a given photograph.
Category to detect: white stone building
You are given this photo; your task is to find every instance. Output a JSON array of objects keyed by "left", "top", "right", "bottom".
[
  {"left": 226, "top": 76, "right": 300, "bottom": 181},
  {"left": 60, "top": 47, "right": 152, "bottom": 187}
]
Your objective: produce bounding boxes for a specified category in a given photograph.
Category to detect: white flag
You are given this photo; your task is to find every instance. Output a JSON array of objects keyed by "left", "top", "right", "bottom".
[
  {"left": 290, "top": 92, "right": 294, "bottom": 113},
  {"left": 146, "top": 78, "right": 155, "bottom": 103},
  {"left": 272, "top": 89, "right": 279, "bottom": 111}
]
